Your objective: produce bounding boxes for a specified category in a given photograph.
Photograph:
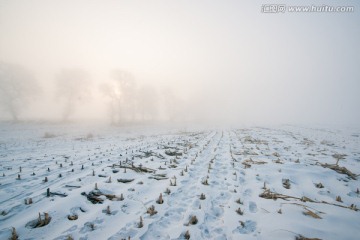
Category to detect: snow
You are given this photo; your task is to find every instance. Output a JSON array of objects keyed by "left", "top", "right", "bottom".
[{"left": 0, "top": 122, "right": 359, "bottom": 240}]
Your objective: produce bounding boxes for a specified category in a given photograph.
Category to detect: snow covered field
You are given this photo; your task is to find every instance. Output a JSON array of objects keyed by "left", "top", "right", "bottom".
[{"left": 0, "top": 123, "right": 359, "bottom": 240}]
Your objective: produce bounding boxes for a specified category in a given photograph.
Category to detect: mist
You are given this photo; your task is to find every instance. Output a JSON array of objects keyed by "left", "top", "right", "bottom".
[
  {"left": 55, "top": 68, "right": 92, "bottom": 121},
  {"left": 0, "top": 0, "right": 359, "bottom": 126},
  {"left": 0, "top": 62, "right": 40, "bottom": 121}
]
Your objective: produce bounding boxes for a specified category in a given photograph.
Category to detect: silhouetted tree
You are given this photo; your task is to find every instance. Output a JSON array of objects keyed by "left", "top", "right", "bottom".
[
  {"left": 111, "top": 70, "right": 137, "bottom": 122},
  {"left": 0, "top": 62, "right": 39, "bottom": 121},
  {"left": 99, "top": 83, "right": 120, "bottom": 124}
]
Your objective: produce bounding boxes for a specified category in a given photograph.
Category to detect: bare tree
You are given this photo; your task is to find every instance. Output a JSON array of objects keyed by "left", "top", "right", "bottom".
[
  {"left": 55, "top": 68, "right": 91, "bottom": 122},
  {"left": 111, "top": 70, "right": 137, "bottom": 122},
  {"left": 0, "top": 62, "right": 39, "bottom": 121},
  {"left": 99, "top": 82, "right": 121, "bottom": 124},
  {"left": 101, "top": 70, "right": 162, "bottom": 124},
  {"left": 100, "top": 70, "right": 138, "bottom": 124}
]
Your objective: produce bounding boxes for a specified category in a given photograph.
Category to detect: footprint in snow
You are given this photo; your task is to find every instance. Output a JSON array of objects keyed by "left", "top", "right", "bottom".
[
  {"left": 249, "top": 201, "right": 258, "bottom": 213},
  {"left": 59, "top": 224, "right": 78, "bottom": 236},
  {"left": 215, "top": 191, "right": 231, "bottom": 203},
  {"left": 180, "top": 179, "right": 189, "bottom": 184},
  {"left": 163, "top": 208, "right": 184, "bottom": 221},
  {"left": 199, "top": 224, "right": 211, "bottom": 238},
  {"left": 232, "top": 220, "right": 257, "bottom": 234},
  {"left": 109, "top": 227, "right": 138, "bottom": 240},
  {"left": 192, "top": 199, "right": 201, "bottom": 208},
  {"left": 140, "top": 226, "right": 170, "bottom": 240},
  {"left": 211, "top": 181, "right": 219, "bottom": 186},
  {"left": 204, "top": 212, "right": 217, "bottom": 223},
  {"left": 211, "top": 206, "right": 224, "bottom": 218},
  {"left": 213, "top": 227, "right": 224, "bottom": 234},
  {"left": 238, "top": 177, "right": 245, "bottom": 184},
  {"left": 244, "top": 189, "right": 252, "bottom": 197}
]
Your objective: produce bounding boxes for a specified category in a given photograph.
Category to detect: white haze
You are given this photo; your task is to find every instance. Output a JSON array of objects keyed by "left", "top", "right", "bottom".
[{"left": 0, "top": 0, "right": 359, "bottom": 126}]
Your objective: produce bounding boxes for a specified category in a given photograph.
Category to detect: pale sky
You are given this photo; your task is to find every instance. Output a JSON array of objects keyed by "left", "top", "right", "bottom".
[{"left": 0, "top": 0, "right": 359, "bottom": 125}]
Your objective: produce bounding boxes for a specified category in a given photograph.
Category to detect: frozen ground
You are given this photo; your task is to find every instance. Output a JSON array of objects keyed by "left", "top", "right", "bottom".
[{"left": 0, "top": 122, "right": 359, "bottom": 240}]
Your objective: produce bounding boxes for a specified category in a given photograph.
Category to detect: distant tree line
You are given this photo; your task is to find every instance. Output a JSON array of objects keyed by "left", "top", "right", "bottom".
[{"left": 0, "top": 62, "right": 185, "bottom": 123}]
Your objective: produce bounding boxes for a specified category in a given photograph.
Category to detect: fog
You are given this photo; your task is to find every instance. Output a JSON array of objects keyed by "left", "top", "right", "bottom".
[{"left": 0, "top": 0, "right": 359, "bottom": 126}]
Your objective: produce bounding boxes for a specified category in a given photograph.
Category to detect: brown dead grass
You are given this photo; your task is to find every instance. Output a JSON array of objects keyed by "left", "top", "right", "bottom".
[
  {"left": 260, "top": 189, "right": 358, "bottom": 211},
  {"left": 318, "top": 163, "right": 357, "bottom": 180},
  {"left": 296, "top": 235, "right": 322, "bottom": 240},
  {"left": 303, "top": 209, "right": 322, "bottom": 219}
]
